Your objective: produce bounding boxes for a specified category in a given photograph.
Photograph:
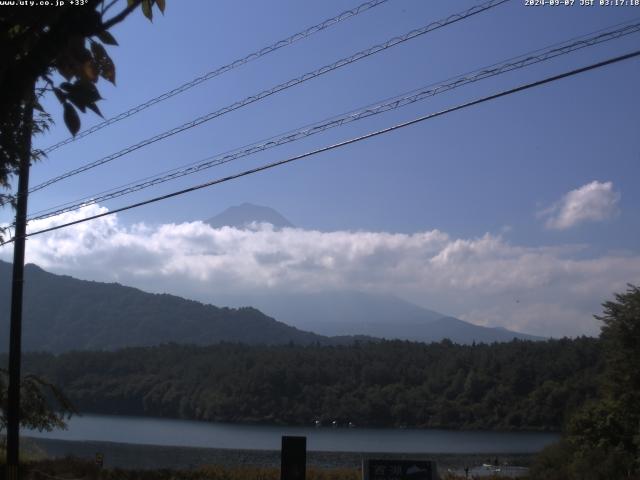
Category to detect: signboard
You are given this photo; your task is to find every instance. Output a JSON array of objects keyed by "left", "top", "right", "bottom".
[
  {"left": 363, "top": 459, "right": 436, "bottom": 480},
  {"left": 281, "top": 436, "right": 306, "bottom": 480}
]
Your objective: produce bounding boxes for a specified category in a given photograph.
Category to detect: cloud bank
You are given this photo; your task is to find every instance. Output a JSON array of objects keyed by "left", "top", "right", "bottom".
[
  {"left": 2, "top": 204, "right": 638, "bottom": 337},
  {"left": 541, "top": 180, "right": 620, "bottom": 230}
]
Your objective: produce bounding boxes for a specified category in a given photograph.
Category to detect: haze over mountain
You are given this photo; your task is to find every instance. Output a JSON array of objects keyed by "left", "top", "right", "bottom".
[
  {"left": 0, "top": 261, "right": 340, "bottom": 353},
  {"left": 0, "top": 203, "right": 545, "bottom": 349},
  {"left": 0, "top": 258, "right": 541, "bottom": 353},
  {"left": 204, "top": 203, "right": 294, "bottom": 229},
  {"left": 214, "top": 290, "right": 544, "bottom": 344},
  {"left": 203, "top": 204, "right": 543, "bottom": 344}
]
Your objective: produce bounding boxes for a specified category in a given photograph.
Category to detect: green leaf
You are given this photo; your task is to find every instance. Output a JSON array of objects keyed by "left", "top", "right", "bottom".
[
  {"left": 96, "top": 30, "right": 118, "bottom": 46},
  {"left": 90, "top": 40, "right": 105, "bottom": 60},
  {"left": 63, "top": 80, "right": 102, "bottom": 115},
  {"left": 68, "top": 99, "right": 86, "bottom": 113},
  {"left": 66, "top": 80, "right": 102, "bottom": 107},
  {"left": 101, "top": 59, "right": 116, "bottom": 85},
  {"left": 141, "top": 0, "right": 152, "bottom": 21},
  {"left": 56, "top": 63, "right": 74, "bottom": 81},
  {"left": 53, "top": 88, "right": 66, "bottom": 104},
  {"left": 67, "top": 39, "right": 92, "bottom": 69},
  {"left": 86, "top": 102, "right": 103, "bottom": 118},
  {"left": 91, "top": 40, "right": 116, "bottom": 85},
  {"left": 63, "top": 102, "right": 81, "bottom": 136},
  {"left": 156, "top": 0, "right": 166, "bottom": 13},
  {"left": 81, "top": 59, "right": 100, "bottom": 82}
]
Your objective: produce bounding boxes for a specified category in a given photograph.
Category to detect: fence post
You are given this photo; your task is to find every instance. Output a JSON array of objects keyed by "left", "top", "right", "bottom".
[{"left": 281, "top": 436, "right": 306, "bottom": 480}]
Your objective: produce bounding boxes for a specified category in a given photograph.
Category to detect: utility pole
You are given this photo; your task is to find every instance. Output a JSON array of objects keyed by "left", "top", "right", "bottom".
[{"left": 5, "top": 88, "right": 34, "bottom": 480}]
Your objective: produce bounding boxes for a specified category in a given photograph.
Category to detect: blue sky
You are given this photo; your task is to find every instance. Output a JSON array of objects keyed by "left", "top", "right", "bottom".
[{"left": 1, "top": 0, "right": 639, "bottom": 336}]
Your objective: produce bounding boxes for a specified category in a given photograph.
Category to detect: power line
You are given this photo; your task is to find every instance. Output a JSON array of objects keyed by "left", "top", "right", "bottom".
[
  {"left": 28, "top": 20, "right": 640, "bottom": 220},
  {"left": 27, "top": 0, "right": 509, "bottom": 196},
  {"left": 40, "top": 0, "right": 390, "bottom": 154},
  {"left": 5, "top": 48, "right": 637, "bottom": 244},
  {"left": 26, "top": 20, "right": 640, "bottom": 223}
]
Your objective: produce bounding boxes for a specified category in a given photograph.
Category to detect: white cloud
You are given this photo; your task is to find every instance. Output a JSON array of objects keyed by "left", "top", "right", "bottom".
[
  {"left": 540, "top": 180, "right": 620, "bottom": 230},
  {"left": 1, "top": 203, "right": 639, "bottom": 337}
]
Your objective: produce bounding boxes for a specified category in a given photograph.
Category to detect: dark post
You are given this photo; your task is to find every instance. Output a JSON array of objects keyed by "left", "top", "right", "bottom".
[
  {"left": 281, "top": 436, "right": 306, "bottom": 480},
  {"left": 5, "top": 90, "right": 34, "bottom": 480}
]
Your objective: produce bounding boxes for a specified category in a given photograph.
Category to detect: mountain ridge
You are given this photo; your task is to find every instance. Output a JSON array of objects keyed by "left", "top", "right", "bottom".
[
  {"left": 214, "top": 290, "right": 543, "bottom": 343},
  {"left": 200, "top": 203, "right": 542, "bottom": 343},
  {"left": 0, "top": 260, "right": 542, "bottom": 352},
  {"left": 204, "top": 203, "right": 294, "bottom": 229},
  {"left": 0, "top": 261, "right": 341, "bottom": 352}
]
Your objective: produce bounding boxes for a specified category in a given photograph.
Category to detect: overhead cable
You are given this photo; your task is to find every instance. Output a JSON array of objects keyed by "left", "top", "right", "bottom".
[
  {"left": 27, "top": 0, "right": 510, "bottom": 196},
  {"left": 26, "top": 20, "right": 640, "bottom": 222},
  {"left": 41, "top": 0, "right": 390, "bottom": 154},
  {"left": 4, "top": 48, "right": 637, "bottom": 244}
]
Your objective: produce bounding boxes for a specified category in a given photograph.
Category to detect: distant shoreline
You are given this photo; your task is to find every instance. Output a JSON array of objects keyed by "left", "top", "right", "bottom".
[
  {"left": 54, "top": 410, "right": 563, "bottom": 433},
  {"left": 27, "top": 437, "right": 537, "bottom": 471}
]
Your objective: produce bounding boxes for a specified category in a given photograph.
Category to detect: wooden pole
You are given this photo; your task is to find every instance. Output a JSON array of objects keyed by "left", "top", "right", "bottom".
[
  {"left": 5, "top": 88, "right": 34, "bottom": 480},
  {"left": 281, "top": 436, "right": 306, "bottom": 480}
]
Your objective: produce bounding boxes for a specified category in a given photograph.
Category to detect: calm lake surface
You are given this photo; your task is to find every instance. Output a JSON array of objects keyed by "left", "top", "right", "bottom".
[{"left": 26, "top": 414, "right": 559, "bottom": 453}]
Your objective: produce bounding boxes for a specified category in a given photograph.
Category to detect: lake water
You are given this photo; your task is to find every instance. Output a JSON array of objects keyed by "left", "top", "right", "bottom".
[{"left": 25, "top": 414, "right": 559, "bottom": 453}]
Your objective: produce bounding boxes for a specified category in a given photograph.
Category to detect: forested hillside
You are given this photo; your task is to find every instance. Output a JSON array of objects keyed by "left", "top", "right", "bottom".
[
  {"left": 13, "top": 338, "right": 601, "bottom": 431},
  {"left": 0, "top": 261, "right": 541, "bottom": 350},
  {"left": 0, "top": 262, "right": 337, "bottom": 352}
]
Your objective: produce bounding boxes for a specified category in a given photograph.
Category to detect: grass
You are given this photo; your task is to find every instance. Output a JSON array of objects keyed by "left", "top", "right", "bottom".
[
  {"left": 0, "top": 457, "right": 531, "bottom": 480},
  {"left": 0, "top": 439, "right": 49, "bottom": 463},
  {"left": 2, "top": 457, "right": 361, "bottom": 480}
]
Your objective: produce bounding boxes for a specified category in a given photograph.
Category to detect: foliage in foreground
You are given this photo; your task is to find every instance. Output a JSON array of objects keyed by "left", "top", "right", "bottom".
[
  {"left": 530, "top": 285, "right": 640, "bottom": 480},
  {"left": 0, "top": 0, "right": 164, "bottom": 240},
  {"left": 0, "top": 368, "right": 75, "bottom": 437}
]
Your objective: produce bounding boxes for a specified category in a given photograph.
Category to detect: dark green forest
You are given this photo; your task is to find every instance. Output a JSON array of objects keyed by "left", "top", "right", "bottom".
[
  {"left": 0, "top": 262, "right": 337, "bottom": 352},
  {"left": 7, "top": 337, "right": 601, "bottom": 431},
  {"left": 529, "top": 286, "right": 640, "bottom": 479}
]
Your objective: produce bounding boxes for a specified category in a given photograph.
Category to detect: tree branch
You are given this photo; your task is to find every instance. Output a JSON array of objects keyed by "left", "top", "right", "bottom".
[
  {"left": 102, "top": 0, "right": 142, "bottom": 31},
  {"left": 101, "top": 0, "right": 120, "bottom": 15}
]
